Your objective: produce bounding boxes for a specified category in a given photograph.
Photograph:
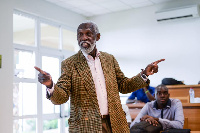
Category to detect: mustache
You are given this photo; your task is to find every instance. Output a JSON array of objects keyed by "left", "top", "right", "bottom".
[{"left": 80, "top": 41, "right": 91, "bottom": 46}]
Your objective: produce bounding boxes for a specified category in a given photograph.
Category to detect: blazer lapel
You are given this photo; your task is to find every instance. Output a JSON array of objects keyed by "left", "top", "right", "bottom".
[{"left": 75, "top": 51, "right": 99, "bottom": 106}]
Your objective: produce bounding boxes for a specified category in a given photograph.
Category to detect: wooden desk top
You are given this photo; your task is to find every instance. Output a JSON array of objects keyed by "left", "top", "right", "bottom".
[
  {"left": 166, "top": 84, "right": 200, "bottom": 89},
  {"left": 126, "top": 103, "right": 145, "bottom": 109},
  {"left": 182, "top": 103, "right": 200, "bottom": 108}
]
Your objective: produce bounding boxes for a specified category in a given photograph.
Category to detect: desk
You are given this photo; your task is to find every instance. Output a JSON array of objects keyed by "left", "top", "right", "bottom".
[
  {"left": 167, "top": 85, "right": 200, "bottom": 103},
  {"left": 127, "top": 103, "right": 200, "bottom": 131}
]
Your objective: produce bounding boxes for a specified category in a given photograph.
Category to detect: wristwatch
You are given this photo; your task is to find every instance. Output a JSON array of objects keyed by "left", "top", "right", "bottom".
[{"left": 142, "top": 73, "right": 148, "bottom": 79}]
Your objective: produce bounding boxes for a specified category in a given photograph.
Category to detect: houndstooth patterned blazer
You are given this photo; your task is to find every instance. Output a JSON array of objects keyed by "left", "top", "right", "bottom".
[{"left": 49, "top": 50, "right": 147, "bottom": 133}]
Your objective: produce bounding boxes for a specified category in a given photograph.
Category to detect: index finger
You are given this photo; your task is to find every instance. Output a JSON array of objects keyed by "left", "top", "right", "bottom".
[
  {"left": 152, "top": 59, "right": 165, "bottom": 65},
  {"left": 34, "top": 66, "right": 45, "bottom": 74}
]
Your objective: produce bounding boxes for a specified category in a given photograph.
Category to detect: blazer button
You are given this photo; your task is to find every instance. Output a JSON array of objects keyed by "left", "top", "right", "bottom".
[{"left": 85, "top": 117, "right": 88, "bottom": 120}]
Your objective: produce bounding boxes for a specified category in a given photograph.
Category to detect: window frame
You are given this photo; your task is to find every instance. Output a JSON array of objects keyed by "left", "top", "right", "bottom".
[{"left": 13, "top": 10, "right": 74, "bottom": 133}]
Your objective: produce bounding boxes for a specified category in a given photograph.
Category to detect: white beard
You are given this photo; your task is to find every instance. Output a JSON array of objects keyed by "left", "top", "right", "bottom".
[{"left": 79, "top": 41, "right": 96, "bottom": 54}]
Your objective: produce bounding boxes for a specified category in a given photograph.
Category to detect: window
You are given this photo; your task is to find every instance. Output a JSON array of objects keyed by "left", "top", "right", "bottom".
[
  {"left": 13, "top": 11, "right": 75, "bottom": 133},
  {"left": 41, "top": 23, "right": 60, "bottom": 49},
  {"left": 42, "top": 56, "right": 60, "bottom": 114},
  {"left": 13, "top": 14, "right": 35, "bottom": 46},
  {"left": 13, "top": 82, "right": 37, "bottom": 116},
  {"left": 14, "top": 49, "right": 35, "bottom": 79},
  {"left": 62, "top": 29, "right": 77, "bottom": 51}
]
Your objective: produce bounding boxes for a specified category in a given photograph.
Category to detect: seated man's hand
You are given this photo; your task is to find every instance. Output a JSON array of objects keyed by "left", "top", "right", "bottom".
[
  {"left": 145, "top": 117, "right": 159, "bottom": 126},
  {"left": 140, "top": 115, "right": 152, "bottom": 121}
]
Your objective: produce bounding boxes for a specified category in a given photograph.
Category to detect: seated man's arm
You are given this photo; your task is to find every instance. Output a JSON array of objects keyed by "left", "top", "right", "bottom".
[
  {"left": 126, "top": 99, "right": 136, "bottom": 104},
  {"left": 158, "top": 100, "right": 184, "bottom": 130},
  {"left": 130, "top": 103, "right": 148, "bottom": 128},
  {"left": 143, "top": 86, "right": 156, "bottom": 101},
  {"left": 126, "top": 92, "right": 136, "bottom": 104}
]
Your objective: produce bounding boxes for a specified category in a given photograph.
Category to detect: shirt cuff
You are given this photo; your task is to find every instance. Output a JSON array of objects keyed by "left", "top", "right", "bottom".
[
  {"left": 46, "top": 83, "right": 55, "bottom": 95},
  {"left": 140, "top": 72, "right": 148, "bottom": 82}
]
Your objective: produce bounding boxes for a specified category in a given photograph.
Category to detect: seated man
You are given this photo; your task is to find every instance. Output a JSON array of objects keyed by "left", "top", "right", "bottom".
[
  {"left": 130, "top": 84, "right": 184, "bottom": 133},
  {"left": 126, "top": 83, "right": 155, "bottom": 104}
]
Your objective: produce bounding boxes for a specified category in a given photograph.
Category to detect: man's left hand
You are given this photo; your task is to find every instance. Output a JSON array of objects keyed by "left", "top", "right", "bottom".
[
  {"left": 145, "top": 117, "right": 159, "bottom": 126},
  {"left": 143, "top": 59, "right": 165, "bottom": 76}
]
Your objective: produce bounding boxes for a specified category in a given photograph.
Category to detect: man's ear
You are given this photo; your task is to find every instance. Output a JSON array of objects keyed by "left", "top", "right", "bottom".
[{"left": 96, "top": 33, "right": 100, "bottom": 41}]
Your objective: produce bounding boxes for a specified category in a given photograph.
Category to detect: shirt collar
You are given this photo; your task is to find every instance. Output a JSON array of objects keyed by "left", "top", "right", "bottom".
[
  {"left": 81, "top": 49, "right": 100, "bottom": 61},
  {"left": 153, "top": 99, "right": 171, "bottom": 109}
]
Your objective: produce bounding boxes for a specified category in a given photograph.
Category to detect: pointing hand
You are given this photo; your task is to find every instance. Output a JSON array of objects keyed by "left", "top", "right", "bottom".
[
  {"left": 143, "top": 59, "right": 165, "bottom": 76},
  {"left": 34, "top": 66, "right": 53, "bottom": 88}
]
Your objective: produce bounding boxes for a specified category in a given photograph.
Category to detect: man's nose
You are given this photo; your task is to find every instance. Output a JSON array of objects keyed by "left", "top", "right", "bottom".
[{"left": 82, "top": 34, "right": 88, "bottom": 41}]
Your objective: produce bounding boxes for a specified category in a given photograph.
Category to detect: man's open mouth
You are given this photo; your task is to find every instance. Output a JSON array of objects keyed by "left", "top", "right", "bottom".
[{"left": 80, "top": 41, "right": 91, "bottom": 49}]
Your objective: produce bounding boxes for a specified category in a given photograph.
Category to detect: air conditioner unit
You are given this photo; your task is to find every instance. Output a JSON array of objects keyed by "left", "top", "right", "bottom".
[{"left": 155, "top": 5, "right": 200, "bottom": 22}]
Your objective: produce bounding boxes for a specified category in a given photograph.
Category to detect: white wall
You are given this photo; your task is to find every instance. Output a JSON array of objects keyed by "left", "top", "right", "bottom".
[
  {"left": 91, "top": 0, "right": 200, "bottom": 86},
  {"left": 0, "top": 1, "right": 14, "bottom": 133},
  {"left": 0, "top": 0, "right": 86, "bottom": 132}
]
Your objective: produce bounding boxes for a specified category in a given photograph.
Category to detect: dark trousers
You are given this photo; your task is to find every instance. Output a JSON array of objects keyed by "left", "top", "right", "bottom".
[{"left": 102, "top": 115, "right": 112, "bottom": 133}]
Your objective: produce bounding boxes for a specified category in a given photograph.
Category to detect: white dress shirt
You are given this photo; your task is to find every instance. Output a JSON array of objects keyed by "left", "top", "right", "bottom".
[
  {"left": 122, "top": 104, "right": 132, "bottom": 123},
  {"left": 82, "top": 50, "right": 108, "bottom": 115}
]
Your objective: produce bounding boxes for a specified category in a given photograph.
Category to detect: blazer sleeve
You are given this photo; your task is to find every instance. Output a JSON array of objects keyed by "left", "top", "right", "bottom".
[{"left": 49, "top": 60, "right": 72, "bottom": 105}]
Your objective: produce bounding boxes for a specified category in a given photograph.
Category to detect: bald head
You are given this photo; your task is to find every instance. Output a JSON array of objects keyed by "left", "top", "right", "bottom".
[{"left": 156, "top": 84, "right": 168, "bottom": 92}]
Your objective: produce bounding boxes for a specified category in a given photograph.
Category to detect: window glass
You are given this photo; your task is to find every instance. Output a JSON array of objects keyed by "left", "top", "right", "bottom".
[
  {"left": 14, "top": 49, "right": 35, "bottom": 79},
  {"left": 64, "top": 100, "right": 70, "bottom": 117},
  {"left": 65, "top": 118, "right": 69, "bottom": 133},
  {"left": 41, "top": 23, "right": 60, "bottom": 49},
  {"left": 62, "top": 29, "right": 76, "bottom": 51},
  {"left": 13, "top": 118, "right": 36, "bottom": 133},
  {"left": 13, "top": 14, "right": 35, "bottom": 46},
  {"left": 42, "top": 56, "right": 60, "bottom": 114},
  {"left": 43, "top": 119, "right": 60, "bottom": 133},
  {"left": 13, "top": 83, "right": 37, "bottom": 116}
]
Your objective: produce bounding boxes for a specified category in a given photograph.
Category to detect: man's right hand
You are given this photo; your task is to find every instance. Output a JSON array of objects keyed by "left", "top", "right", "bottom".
[
  {"left": 34, "top": 66, "right": 53, "bottom": 88},
  {"left": 140, "top": 115, "right": 152, "bottom": 121},
  {"left": 141, "top": 115, "right": 159, "bottom": 126}
]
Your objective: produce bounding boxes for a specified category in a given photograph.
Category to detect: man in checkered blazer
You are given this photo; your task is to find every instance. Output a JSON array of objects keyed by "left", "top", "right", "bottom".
[{"left": 35, "top": 22, "right": 165, "bottom": 133}]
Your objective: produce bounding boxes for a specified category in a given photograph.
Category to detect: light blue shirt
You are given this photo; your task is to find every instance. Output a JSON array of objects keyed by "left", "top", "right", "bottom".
[{"left": 130, "top": 98, "right": 184, "bottom": 130}]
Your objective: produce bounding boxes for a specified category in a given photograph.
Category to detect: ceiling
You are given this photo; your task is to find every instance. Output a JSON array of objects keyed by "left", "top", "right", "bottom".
[{"left": 45, "top": 0, "right": 174, "bottom": 17}]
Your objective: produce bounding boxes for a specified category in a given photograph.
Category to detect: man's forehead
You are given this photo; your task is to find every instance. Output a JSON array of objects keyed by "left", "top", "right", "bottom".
[
  {"left": 157, "top": 88, "right": 168, "bottom": 92},
  {"left": 78, "top": 28, "right": 92, "bottom": 32},
  {"left": 78, "top": 23, "right": 94, "bottom": 30}
]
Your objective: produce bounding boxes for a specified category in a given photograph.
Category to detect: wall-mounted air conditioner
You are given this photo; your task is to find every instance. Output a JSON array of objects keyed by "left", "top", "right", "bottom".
[{"left": 155, "top": 5, "right": 200, "bottom": 22}]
